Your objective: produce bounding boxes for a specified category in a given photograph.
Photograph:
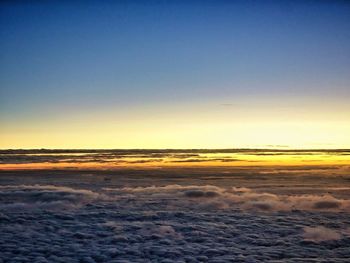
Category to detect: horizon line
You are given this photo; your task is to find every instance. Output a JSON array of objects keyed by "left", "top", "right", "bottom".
[{"left": 1, "top": 148, "right": 350, "bottom": 152}]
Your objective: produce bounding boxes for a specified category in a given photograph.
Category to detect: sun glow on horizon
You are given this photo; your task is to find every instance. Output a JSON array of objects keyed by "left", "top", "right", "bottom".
[
  {"left": 1, "top": 149, "right": 349, "bottom": 171},
  {"left": 1, "top": 101, "right": 349, "bottom": 150}
]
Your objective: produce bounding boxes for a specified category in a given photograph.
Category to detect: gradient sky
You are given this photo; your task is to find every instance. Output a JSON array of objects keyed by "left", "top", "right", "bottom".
[{"left": 1, "top": 0, "right": 350, "bottom": 149}]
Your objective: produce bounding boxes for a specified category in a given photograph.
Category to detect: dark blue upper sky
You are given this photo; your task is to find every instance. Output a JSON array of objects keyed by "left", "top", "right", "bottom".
[{"left": 1, "top": 0, "right": 350, "bottom": 148}]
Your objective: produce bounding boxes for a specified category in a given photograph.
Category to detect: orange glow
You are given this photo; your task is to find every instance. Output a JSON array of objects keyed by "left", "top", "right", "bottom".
[
  {"left": 1, "top": 98, "right": 350, "bottom": 150},
  {"left": 1, "top": 151, "right": 349, "bottom": 170}
]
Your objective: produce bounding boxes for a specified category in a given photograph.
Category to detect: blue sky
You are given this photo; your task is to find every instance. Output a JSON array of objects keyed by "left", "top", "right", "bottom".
[{"left": 1, "top": 1, "right": 350, "bottom": 148}]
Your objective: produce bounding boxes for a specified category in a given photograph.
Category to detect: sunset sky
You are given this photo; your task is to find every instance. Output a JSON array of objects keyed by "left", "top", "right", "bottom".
[{"left": 1, "top": 0, "right": 350, "bottom": 149}]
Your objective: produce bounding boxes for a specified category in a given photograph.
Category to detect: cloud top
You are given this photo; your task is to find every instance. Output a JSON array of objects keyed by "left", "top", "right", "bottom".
[
  {"left": 105, "top": 184, "right": 350, "bottom": 212},
  {"left": 303, "top": 226, "right": 342, "bottom": 242},
  {"left": 0, "top": 185, "right": 100, "bottom": 211}
]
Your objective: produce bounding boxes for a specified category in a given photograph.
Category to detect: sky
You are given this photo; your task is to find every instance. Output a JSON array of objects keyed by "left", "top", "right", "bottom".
[{"left": 1, "top": 0, "right": 350, "bottom": 149}]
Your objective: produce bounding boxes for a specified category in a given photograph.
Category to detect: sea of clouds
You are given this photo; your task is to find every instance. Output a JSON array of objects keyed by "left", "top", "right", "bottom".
[{"left": 1, "top": 181, "right": 350, "bottom": 262}]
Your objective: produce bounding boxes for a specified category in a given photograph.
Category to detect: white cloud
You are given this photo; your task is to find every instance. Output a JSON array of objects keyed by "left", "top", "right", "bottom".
[{"left": 303, "top": 226, "right": 342, "bottom": 243}]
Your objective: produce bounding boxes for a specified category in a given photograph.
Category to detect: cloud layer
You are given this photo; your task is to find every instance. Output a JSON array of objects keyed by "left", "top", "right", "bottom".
[
  {"left": 105, "top": 184, "right": 350, "bottom": 212},
  {"left": 0, "top": 185, "right": 100, "bottom": 211},
  {"left": 1, "top": 149, "right": 349, "bottom": 166},
  {"left": 1, "top": 183, "right": 350, "bottom": 262}
]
